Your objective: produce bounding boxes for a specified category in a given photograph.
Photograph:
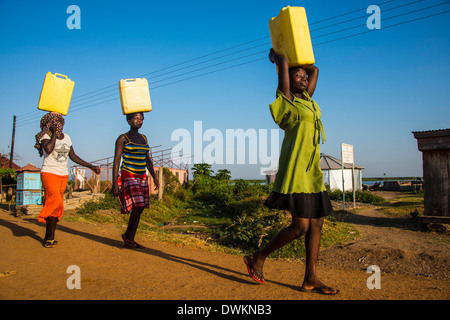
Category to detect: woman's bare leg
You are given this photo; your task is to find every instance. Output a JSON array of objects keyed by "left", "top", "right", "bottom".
[
  {"left": 301, "top": 217, "right": 339, "bottom": 294},
  {"left": 251, "top": 215, "right": 310, "bottom": 277}
]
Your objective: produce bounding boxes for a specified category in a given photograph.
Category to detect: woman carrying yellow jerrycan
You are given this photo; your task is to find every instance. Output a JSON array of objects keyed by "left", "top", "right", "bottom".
[
  {"left": 34, "top": 112, "right": 100, "bottom": 248},
  {"left": 244, "top": 49, "right": 339, "bottom": 295},
  {"left": 112, "top": 112, "right": 159, "bottom": 249}
]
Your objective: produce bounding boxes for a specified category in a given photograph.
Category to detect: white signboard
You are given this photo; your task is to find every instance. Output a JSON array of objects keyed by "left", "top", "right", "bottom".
[
  {"left": 341, "top": 143, "right": 355, "bottom": 211},
  {"left": 341, "top": 143, "right": 354, "bottom": 164}
]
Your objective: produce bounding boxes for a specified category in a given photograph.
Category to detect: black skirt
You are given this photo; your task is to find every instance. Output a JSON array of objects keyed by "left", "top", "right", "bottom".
[{"left": 264, "top": 191, "right": 333, "bottom": 219}]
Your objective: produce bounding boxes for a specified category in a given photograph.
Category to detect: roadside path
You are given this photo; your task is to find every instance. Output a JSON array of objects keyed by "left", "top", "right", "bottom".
[{"left": 0, "top": 208, "right": 448, "bottom": 300}]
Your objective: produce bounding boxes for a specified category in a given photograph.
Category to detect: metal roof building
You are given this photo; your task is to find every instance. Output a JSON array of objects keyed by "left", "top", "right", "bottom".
[
  {"left": 263, "top": 154, "right": 365, "bottom": 191},
  {"left": 320, "top": 153, "right": 365, "bottom": 191}
]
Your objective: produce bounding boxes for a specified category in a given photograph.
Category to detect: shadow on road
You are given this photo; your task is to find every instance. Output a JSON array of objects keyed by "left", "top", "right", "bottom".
[{"left": 0, "top": 215, "right": 299, "bottom": 291}]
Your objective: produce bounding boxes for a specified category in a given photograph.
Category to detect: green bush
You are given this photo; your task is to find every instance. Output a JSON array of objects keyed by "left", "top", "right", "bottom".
[
  {"left": 191, "top": 175, "right": 233, "bottom": 207},
  {"left": 215, "top": 169, "right": 231, "bottom": 181},
  {"left": 220, "top": 204, "right": 280, "bottom": 251},
  {"left": 0, "top": 168, "right": 16, "bottom": 180},
  {"left": 74, "top": 168, "right": 361, "bottom": 260},
  {"left": 233, "top": 179, "right": 252, "bottom": 199},
  {"left": 256, "top": 182, "right": 273, "bottom": 197},
  {"left": 326, "top": 187, "right": 384, "bottom": 205},
  {"left": 219, "top": 203, "right": 359, "bottom": 258},
  {"left": 163, "top": 168, "right": 182, "bottom": 195}
]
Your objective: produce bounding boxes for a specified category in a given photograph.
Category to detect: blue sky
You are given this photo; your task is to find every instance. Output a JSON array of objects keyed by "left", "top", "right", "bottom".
[{"left": 0, "top": 0, "right": 449, "bottom": 179}]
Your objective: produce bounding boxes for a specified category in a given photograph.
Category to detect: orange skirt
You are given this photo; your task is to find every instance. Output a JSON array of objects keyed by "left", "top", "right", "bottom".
[{"left": 38, "top": 172, "right": 69, "bottom": 224}]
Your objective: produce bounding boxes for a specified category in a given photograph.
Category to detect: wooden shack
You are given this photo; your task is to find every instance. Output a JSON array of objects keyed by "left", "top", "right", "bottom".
[{"left": 412, "top": 128, "right": 450, "bottom": 225}]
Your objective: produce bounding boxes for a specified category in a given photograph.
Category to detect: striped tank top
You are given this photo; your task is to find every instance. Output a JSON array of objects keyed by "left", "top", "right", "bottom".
[{"left": 121, "top": 133, "right": 150, "bottom": 176}]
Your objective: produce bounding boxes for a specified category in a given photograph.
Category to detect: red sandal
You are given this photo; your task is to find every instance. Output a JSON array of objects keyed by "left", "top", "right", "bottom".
[
  {"left": 244, "top": 256, "right": 265, "bottom": 284},
  {"left": 121, "top": 234, "right": 145, "bottom": 249}
]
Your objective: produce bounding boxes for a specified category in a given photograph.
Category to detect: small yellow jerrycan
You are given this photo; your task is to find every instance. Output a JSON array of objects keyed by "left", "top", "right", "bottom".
[
  {"left": 119, "top": 78, "right": 152, "bottom": 115},
  {"left": 37, "top": 72, "right": 75, "bottom": 115},
  {"left": 269, "top": 6, "right": 315, "bottom": 67}
]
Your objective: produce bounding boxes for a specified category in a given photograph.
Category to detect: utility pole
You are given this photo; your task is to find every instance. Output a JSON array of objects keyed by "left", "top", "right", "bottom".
[{"left": 9, "top": 115, "right": 16, "bottom": 168}]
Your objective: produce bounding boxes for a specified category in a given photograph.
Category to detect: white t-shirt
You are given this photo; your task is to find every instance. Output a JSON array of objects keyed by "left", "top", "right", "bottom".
[{"left": 40, "top": 133, "right": 72, "bottom": 176}]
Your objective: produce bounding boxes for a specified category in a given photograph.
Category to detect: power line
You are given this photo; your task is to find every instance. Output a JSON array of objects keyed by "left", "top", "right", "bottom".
[
  {"left": 16, "top": 0, "right": 401, "bottom": 122},
  {"left": 313, "top": 1, "right": 449, "bottom": 40},
  {"left": 15, "top": 40, "right": 271, "bottom": 123},
  {"left": 314, "top": 7, "right": 450, "bottom": 47},
  {"left": 15, "top": 1, "right": 449, "bottom": 127},
  {"left": 71, "top": 1, "right": 407, "bottom": 102},
  {"left": 17, "top": 8, "right": 449, "bottom": 127},
  {"left": 64, "top": 42, "right": 270, "bottom": 105},
  {"left": 74, "top": 37, "right": 272, "bottom": 101},
  {"left": 310, "top": 0, "right": 425, "bottom": 32},
  {"left": 53, "top": 57, "right": 269, "bottom": 116},
  {"left": 16, "top": 53, "right": 270, "bottom": 127},
  {"left": 309, "top": 0, "right": 397, "bottom": 25},
  {"left": 18, "top": 5, "right": 448, "bottom": 128}
]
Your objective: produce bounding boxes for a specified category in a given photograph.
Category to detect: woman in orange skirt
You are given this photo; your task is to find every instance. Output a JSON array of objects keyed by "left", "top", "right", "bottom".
[{"left": 35, "top": 112, "right": 100, "bottom": 248}]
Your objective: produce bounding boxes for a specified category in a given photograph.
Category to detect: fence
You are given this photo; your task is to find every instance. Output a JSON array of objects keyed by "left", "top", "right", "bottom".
[{"left": 71, "top": 145, "right": 190, "bottom": 193}]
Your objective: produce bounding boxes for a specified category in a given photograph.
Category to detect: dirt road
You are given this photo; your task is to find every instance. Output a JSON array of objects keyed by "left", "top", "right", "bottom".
[{"left": 0, "top": 200, "right": 449, "bottom": 301}]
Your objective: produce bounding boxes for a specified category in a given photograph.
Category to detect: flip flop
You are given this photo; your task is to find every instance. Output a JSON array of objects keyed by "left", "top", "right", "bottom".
[
  {"left": 299, "top": 286, "right": 340, "bottom": 295},
  {"left": 243, "top": 256, "right": 265, "bottom": 284},
  {"left": 43, "top": 240, "right": 58, "bottom": 248}
]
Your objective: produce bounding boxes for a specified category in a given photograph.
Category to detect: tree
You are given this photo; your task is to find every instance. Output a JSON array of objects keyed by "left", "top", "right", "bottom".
[
  {"left": 192, "top": 163, "right": 213, "bottom": 179},
  {"left": 215, "top": 169, "right": 231, "bottom": 181},
  {"left": 0, "top": 168, "right": 17, "bottom": 180},
  {"left": 0, "top": 152, "right": 19, "bottom": 181},
  {"left": 0, "top": 151, "right": 22, "bottom": 167}
]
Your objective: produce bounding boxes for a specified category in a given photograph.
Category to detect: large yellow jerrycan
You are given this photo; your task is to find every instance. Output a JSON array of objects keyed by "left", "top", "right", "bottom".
[
  {"left": 119, "top": 78, "right": 152, "bottom": 115},
  {"left": 37, "top": 72, "right": 75, "bottom": 115},
  {"left": 269, "top": 6, "right": 315, "bottom": 67}
]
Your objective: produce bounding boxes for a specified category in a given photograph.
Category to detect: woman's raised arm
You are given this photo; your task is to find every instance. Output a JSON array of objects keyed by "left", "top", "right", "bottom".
[
  {"left": 268, "top": 49, "right": 292, "bottom": 100},
  {"left": 304, "top": 65, "right": 319, "bottom": 98}
]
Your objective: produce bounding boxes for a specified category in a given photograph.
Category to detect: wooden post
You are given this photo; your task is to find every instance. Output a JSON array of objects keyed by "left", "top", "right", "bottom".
[
  {"left": 74, "top": 168, "right": 79, "bottom": 190},
  {"left": 352, "top": 163, "right": 355, "bottom": 209},
  {"left": 94, "top": 172, "right": 100, "bottom": 193},
  {"left": 341, "top": 147, "right": 346, "bottom": 211},
  {"left": 158, "top": 167, "right": 164, "bottom": 201},
  {"left": 106, "top": 158, "right": 110, "bottom": 183}
]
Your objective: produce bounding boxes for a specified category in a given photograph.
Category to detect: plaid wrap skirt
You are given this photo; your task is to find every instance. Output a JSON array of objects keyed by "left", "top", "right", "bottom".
[{"left": 119, "top": 177, "right": 149, "bottom": 214}]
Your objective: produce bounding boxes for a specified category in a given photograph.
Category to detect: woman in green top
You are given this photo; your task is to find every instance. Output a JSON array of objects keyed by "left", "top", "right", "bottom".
[{"left": 244, "top": 49, "right": 338, "bottom": 295}]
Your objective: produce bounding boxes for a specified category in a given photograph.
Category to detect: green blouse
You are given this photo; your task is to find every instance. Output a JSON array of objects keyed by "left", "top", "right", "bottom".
[{"left": 269, "top": 89, "right": 326, "bottom": 194}]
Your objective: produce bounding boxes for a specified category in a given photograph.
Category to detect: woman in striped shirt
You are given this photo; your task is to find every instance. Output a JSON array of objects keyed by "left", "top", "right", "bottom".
[{"left": 112, "top": 112, "right": 159, "bottom": 248}]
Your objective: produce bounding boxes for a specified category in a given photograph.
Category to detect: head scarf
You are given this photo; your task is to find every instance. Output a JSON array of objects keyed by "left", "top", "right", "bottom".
[{"left": 34, "top": 112, "right": 65, "bottom": 157}]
